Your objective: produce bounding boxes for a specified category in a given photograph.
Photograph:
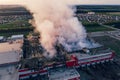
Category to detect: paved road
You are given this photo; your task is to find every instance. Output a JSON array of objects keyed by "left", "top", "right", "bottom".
[
  {"left": 100, "top": 24, "right": 119, "bottom": 30},
  {"left": 88, "top": 30, "right": 120, "bottom": 41}
]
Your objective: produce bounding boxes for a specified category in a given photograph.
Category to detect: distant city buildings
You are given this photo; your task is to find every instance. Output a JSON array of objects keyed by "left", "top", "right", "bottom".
[
  {"left": 0, "top": 15, "right": 32, "bottom": 24},
  {"left": 88, "top": 12, "right": 95, "bottom": 15},
  {"left": 77, "top": 13, "right": 120, "bottom": 24},
  {"left": 0, "top": 13, "right": 119, "bottom": 25}
]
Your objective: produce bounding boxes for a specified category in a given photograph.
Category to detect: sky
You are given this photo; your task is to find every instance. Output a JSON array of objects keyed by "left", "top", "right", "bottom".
[
  {"left": 0, "top": 0, "right": 120, "bottom": 5},
  {"left": 73, "top": 0, "right": 120, "bottom": 5}
]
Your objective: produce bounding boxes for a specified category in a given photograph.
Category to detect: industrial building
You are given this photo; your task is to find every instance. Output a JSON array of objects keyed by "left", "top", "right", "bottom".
[
  {"left": 0, "top": 34, "right": 115, "bottom": 80},
  {"left": 49, "top": 67, "right": 80, "bottom": 80},
  {"left": 0, "top": 35, "right": 23, "bottom": 80},
  {"left": 18, "top": 34, "right": 115, "bottom": 80}
]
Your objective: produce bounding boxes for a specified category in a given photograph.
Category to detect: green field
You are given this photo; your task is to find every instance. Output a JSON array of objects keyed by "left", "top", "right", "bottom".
[
  {"left": 93, "top": 36, "right": 120, "bottom": 55},
  {"left": 107, "top": 12, "right": 120, "bottom": 16},
  {"left": 0, "top": 20, "right": 33, "bottom": 36},
  {"left": 104, "top": 21, "right": 120, "bottom": 29},
  {"left": 0, "top": 21, "right": 115, "bottom": 36},
  {"left": 82, "top": 22, "right": 114, "bottom": 32},
  {"left": 0, "top": 20, "right": 31, "bottom": 29}
]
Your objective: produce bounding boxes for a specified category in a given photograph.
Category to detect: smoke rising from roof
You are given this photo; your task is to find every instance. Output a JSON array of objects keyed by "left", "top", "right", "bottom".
[{"left": 0, "top": 0, "right": 97, "bottom": 58}]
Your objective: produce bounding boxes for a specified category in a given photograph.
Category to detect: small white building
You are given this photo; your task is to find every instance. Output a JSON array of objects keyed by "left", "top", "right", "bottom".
[
  {"left": 88, "top": 12, "right": 95, "bottom": 15},
  {"left": 11, "top": 35, "right": 24, "bottom": 40},
  {"left": 0, "top": 36, "right": 4, "bottom": 41},
  {"left": 0, "top": 40, "right": 23, "bottom": 80}
]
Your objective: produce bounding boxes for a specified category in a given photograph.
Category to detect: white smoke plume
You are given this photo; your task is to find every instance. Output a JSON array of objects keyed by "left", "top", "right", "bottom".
[{"left": 0, "top": 0, "right": 97, "bottom": 58}]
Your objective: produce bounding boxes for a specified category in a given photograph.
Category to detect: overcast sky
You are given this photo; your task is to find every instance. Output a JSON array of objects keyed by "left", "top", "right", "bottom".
[
  {"left": 0, "top": 0, "right": 120, "bottom": 5},
  {"left": 72, "top": 0, "right": 120, "bottom": 5}
]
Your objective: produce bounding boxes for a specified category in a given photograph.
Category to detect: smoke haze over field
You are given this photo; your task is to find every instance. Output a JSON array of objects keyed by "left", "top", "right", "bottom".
[{"left": 0, "top": 0, "right": 99, "bottom": 58}]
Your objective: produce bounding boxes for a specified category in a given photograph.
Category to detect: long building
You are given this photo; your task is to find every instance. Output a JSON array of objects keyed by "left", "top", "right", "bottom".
[
  {"left": 0, "top": 37, "right": 23, "bottom": 80},
  {"left": 19, "top": 49, "right": 115, "bottom": 80},
  {"left": 0, "top": 35, "right": 115, "bottom": 80}
]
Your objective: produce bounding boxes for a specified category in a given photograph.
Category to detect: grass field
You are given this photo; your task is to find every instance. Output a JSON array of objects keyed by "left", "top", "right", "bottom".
[
  {"left": 0, "top": 20, "right": 31, "bottom": 29},
  {"left": 0, "top": 21, "right": 115, "bottom": 36},
  {"left": 85, "top": 26, "right": 114, "bottom": 32},
  {"left": 93, "top": 36, "right": 120, "bottom": 55},
  {"left": 0, "top": 20, "right": 33, "bottom": 36},
  {"left": 82, "top": 22, "right": 114, "bottom": 32},
  {"left": 104, "top": 21, "right": 120, "bottom": 29},
  {"left": 107, "top": 12, "right": 120, "bottom": 16}
]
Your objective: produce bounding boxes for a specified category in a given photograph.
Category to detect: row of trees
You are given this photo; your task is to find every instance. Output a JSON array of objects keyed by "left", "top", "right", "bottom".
[{"left": 0, "top": 27, "right": 33, "bottom": 33}]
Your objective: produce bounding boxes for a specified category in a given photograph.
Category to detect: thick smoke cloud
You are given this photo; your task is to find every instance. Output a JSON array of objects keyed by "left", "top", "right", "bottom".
[{"left": 0, "top": 0, "right": 97, "bottom": 58}]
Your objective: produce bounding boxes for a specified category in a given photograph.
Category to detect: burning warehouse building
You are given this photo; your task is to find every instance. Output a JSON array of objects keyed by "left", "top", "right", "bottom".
[
  {"left": 0, "top": 0, "right": 116, "bottom": 80},
  {"left": 19, "top": 34, "right": 115, "bottom": 80}
]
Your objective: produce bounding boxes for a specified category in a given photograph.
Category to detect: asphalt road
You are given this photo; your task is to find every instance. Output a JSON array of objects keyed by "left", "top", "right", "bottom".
[{"left": 88, "top": 30, "right": 120, "bottom": 41}]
